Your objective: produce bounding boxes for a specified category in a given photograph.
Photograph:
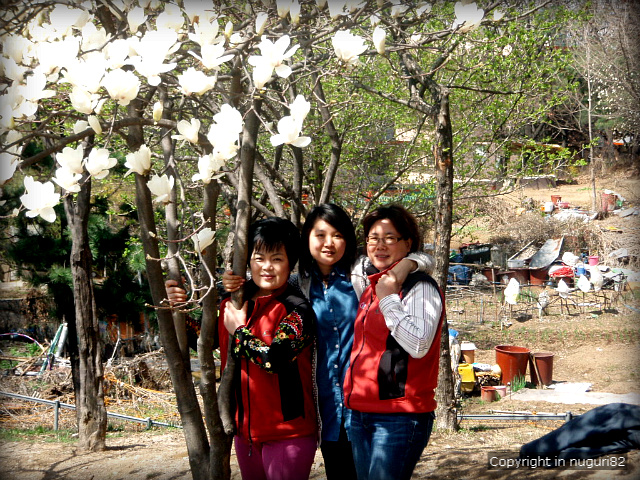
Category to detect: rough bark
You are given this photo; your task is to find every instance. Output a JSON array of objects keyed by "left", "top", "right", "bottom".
[
  {"left": 159, "top": 93, "right": 190, "bottom": 369},
  {"left": 432, "top": 90, "right": 458, "bottom": 432},
  {"left": 63, "top": 176, "right": 107, "bottom": 451},
  {"left": 134, "top": 174, "right": 210, "bottom": 480},
  {"left": 199, "top": 181, "right": 234, "bottom": 479},
  {"left": 218, "top": 99, "right": 262, "bottom": 434}
]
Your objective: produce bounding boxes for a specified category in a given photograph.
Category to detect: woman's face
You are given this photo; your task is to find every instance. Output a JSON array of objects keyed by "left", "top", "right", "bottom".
[
  {"left": 250, "top": 245, "right": 290, "bottom": 297},
  {"left": 366, "top": 218, "right": 411, "bottom": 271},
  {"left": 308, "top": 218, "right": 347, "bottom": 275}
]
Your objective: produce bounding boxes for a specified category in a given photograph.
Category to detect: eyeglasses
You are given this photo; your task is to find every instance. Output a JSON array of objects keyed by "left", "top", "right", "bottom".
[{"left": 365, "top": 235, "right": 404, "bottom": 245}]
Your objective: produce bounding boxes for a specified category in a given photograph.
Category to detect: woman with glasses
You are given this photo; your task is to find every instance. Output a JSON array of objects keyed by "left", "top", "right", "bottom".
[
  {"left": 343, "top": 204, "right": 444, "bottom": 480},
  {"left": 217, "top": 204, "right": 433, "bottom": 480}
]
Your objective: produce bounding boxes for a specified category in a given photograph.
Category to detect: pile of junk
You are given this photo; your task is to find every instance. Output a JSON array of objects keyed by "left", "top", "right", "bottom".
[
  {"left": 447, "top": 237, "right": 634, "bottom": 292},
  {"left": 449, "top": 331, "right": 555, "bottom": 402}
]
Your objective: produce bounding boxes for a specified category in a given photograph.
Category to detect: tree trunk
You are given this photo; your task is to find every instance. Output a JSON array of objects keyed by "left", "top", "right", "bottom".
[
  {"left": 63, "top": 176, "right": 107, "bottom": 451},
  {"left": 432, "top": 90, "right": 458, "bottom": 432},
  {"left": 218, "top": 99, "right": 262, "bottom": 434},
  {"left": 199, "top": 181, "right": 234, "bottom": 479},
  {"left": 310, "top": 71, "right": 342, "bottom": 205},
  {"left": 159, "top": 93, "right": 190, "bottom": 369},
  {"left": 134, "top": 174, "right": 211, "bottom": 480}
]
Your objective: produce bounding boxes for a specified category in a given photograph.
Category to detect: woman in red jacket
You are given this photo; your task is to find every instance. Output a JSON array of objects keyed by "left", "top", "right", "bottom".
[
  {"left": 343, "top": 204, "right": 445, "bottom": 480},
  {"left": 219, "top": 217, "right": 318, "bottom": 480}
]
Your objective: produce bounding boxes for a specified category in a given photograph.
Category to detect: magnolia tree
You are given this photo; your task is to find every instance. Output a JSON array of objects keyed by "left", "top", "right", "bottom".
[{"left": 0, "top": 0, "right": 576, "bottom": 478}]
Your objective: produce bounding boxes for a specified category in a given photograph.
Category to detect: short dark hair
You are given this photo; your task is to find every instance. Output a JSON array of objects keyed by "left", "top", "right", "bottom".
[
  {"left": 362, "top": 204, "right": 421, "bottom": 253},
  {"left": 299, "top": 203, "right": 357, "bottom": 276},
  {"left": 248, "top": 217, "right": 300, "bottom": 269}
]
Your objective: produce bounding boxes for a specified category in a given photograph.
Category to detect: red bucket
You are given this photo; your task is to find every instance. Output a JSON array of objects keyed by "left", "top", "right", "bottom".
[
  {"left": 529, "top": 352, "right": 554, "bottom": 386},
  {"left": 495, "top": 345, "right": 530, "bottom": 385}
]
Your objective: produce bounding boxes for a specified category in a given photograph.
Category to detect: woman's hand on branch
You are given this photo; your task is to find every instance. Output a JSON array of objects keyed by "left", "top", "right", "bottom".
[
  {"left": 222, "top": 270, "right": 245, "bottom": 292},
  {"left": 165, "top": 279, "right": 187, "bottom": 305}
]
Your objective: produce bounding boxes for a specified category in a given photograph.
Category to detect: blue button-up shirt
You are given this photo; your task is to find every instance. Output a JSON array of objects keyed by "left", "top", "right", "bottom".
[{"left": 309, "top": 266, "right": 358, "bottom": 442}]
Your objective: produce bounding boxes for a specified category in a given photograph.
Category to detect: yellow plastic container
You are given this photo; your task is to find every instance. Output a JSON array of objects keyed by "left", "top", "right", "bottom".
[{"left": 458, "top": 363, "right": 476, "bottom": 393}]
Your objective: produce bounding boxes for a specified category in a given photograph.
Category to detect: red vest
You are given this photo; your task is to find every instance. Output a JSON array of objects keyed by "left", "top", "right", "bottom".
[{"left": 344, "top": 270, "right": 444, "bottom": 413}]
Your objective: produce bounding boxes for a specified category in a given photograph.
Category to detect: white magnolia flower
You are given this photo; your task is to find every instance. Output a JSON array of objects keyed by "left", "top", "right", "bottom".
[
  {"left": 18, "top": 71, "right": 55, "bottom": 104},
  {"left": 172, "top": 118, "right": 201, "bottom": 145},
  {"left": 104, "top": 39, "right": 131, "bottom": 69},
  {"left": 3, "top": 34, "right": 33, "bottom": 64},
  {"left": 373, "top": 26, "right": 386, "bottom": 54},
  {"left": 192, "top": 227, "right": 215, "bottom": 254},
  {"left": 128, "top": 28, "right": 179, "bottom": 86},
  {"left": 178, "top": 67, "right": 216, "bottom": 95},
  {"left": 224, "top": 21, "right": 233, "bottom": 40},
  {"left": 502, "top": 44, "right": 513, "bottom": 56},
  {"left": 127, "top": 7, "right": 147, "bottom": 34},
  {"left": 0, "top": 152, "right": 20, "bottom": 186},
  {"left": 290, "top": 1, "right": 301, "bottom": 24},
  {"left": 417, "top": 2, "right": 432, "bottom": 15},
  {"left": 80, "top": 22, "right": 110, "bottom": 53},
  {"left": 207, "top": 104, "right": 243, "bottom": 160},
  {"left": 190, "top": 43, "right": 234, "bottom": 70},
  {"left": 213, "top": 104, "right": 244, "bottom": 135},
  {"left": 124, "top": 144, "right": 152, "bottom": 177},
  {"left": 270, "top": 116, "right": 311, "bottom": 148},
  {"left": 328, "top": 1, "right": 347, "bottom": 19},
  {"left": 56, "top": 145, "right": 84, "bottom": 174},
  {"left": 370, "top": 14, "right": 381, "bottom": 27},
  {"left": 332, "top": 30, "right": 367, "bottom": 68},
  {"left": 289, "top": 95, "right": 310, "bottom": 123},
  {"left": 20, "top": 176, "right": 60, "bottom": 222},
  {"left": 183, "top": 4, "right": 218, "bottom": 24},
  {"left": 1, "top": 56, "right": 27, "bottom": 82},
  {"left": 52, "top": 166, "right": 82, "bottom": 193},
  {"left": 147, "top": 174, "right": 174, "bottom": 205},
  {"left": 389, "top": 1, "right": 409, "bottom": 18},
  {"left": 248, "top": 35, "right": 299, "bottom": 80},
  {"left": 88, "top": 115, "right": 102, "bottom": 135},
  {"left": 73, "top": 120, "right": 89, "bottom": 134},
  {"left": 84, "top": 148, "right": 117, "bottom": 179},
  {"left": 345, "top": 0, "right": 365, "bottom": 12},
  {"left": 153, "top": 101, "right": 163, "bottom": 123},
  {"left": 256, "top": 12, "right": 269, "bottom": 35},
  {"left": 156, "top": 4, "right": 184, "bottom": 32},
  {"left": 252, "top": 61, "right": 274, "bottom": 90},
  {"left": 60, "top": 56, "right": 106, "bottom": 94},
  {"left": 188, "top": 20, "right": 221, "bottom": 47},
  {"left": 34, "top": 37, "right": 80, "bottom": 77},
  {"left": 493, "top": 10, "right": 504, "bottom": 21},
  {"left": 192, "top": 153, "right": 225, "bottom": 184},
  {"left": 453, "top": 1, "right": 484, "bottom": 33},
  {"left": 69, "top": 87, "right": 97, "bottom": 115},
  {"left": 277, "top": 0, "right": 293, "bottom": 18},
  {"left": 102, "top": 68, "right": 140, "bottom": 106},
  {"left": 48, "top": 5, "right": 90, "bottom": 36}
]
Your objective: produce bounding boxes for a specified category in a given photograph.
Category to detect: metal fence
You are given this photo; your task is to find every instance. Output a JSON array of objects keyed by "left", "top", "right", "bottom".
[{"left": 0, "top": 390, "right": 182, "bottom": 430}]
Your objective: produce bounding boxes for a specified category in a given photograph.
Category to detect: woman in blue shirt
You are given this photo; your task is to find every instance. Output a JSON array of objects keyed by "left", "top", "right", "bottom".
[{"left": 218, "top": 204, "right": 432, "bottom": 480}]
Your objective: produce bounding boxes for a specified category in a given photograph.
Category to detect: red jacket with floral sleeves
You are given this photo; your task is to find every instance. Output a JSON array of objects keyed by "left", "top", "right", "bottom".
[{"left": 219, "top": 282, "right": 317, "bottom": 444}]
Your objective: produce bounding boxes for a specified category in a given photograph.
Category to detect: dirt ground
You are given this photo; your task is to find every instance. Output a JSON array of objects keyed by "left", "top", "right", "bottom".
[{"left": 1, "top": 170, "right": 639, "bottom": 479}]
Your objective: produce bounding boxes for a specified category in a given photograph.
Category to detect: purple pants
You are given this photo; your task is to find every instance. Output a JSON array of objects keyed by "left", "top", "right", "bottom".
[{"left": 234, "top": 434, "right": 317, "bottom": 480}]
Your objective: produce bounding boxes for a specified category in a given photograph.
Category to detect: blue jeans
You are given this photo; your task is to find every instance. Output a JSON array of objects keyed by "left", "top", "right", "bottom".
[{"left": 349, "top": 410, "right": 435, "bottom": 480}]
